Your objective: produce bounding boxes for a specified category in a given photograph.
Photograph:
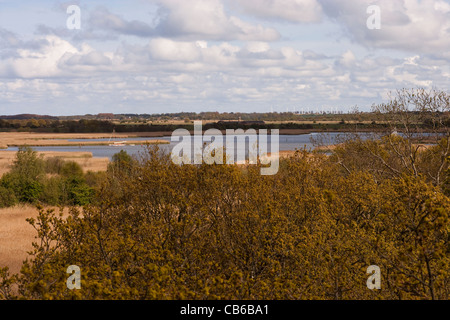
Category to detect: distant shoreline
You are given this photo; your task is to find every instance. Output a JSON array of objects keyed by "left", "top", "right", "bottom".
[
  {"left": 4, "top": 139, "right": 169, "bottom": 147},
  {"left": 0, "top": 132, "right": 171, "bottom": 148},
  {"left": 0, "top": 128, "right": 441, "bottom": 149}
]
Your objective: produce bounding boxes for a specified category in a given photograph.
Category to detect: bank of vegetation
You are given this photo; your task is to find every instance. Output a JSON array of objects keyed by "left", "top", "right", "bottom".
[
  {"left": 2, "top": 92, "right": 449, "bottom": 136},
  {"left": 0, "top": 88, "right": 448, "bottom": 300},
  {"left": 0, "top": 147, "right": 107, "bottom": 208},
  {"left": 0, "top": 117, "right": 381, "bottom": 133}
]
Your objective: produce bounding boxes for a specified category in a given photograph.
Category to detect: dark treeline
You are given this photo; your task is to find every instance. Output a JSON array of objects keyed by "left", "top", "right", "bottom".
[
  {"left": 1, "top": 109, "right": 449, "bottom": 133},
  {"left": 0, "top": 118, "right": 405, "bottom": 133}
]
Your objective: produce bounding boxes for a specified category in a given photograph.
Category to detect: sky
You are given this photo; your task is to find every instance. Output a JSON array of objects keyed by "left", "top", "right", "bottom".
[{"left": 0, "top": 0, "right": 449, "bottom": 116}]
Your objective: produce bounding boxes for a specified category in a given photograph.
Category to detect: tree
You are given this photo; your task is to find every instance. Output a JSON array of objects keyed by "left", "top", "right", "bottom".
[
  {"left": 371, "top": 88, "right": 449, "bottom": 186},
  {"left": 109, "top": 150, "right": 134, "bottom": 173},
  {"left": 1, "top": 146, "right": 448, "bottom": 300},
  {"left": 11, "top": 147, "right": 45, "bottom": 180},
  {"left": 59, "top": 161, "right": 93, "bottom": 206},
  {"left": 1, "top": 147, "right": 45, "bottom": 203}
]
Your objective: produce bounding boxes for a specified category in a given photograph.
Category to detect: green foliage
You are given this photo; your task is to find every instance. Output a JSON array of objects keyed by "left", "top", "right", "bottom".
[
  {"left": 40, "top": 177, "right": 64, "bottom": 206},
  {"left": 108, "top": 150, "right": 135, "bottom": 175},
  {"left": 1, "top": 145, "right": 448, "bottom": 300},
  {"left": 1, "top": 171, "right": 43, "bottom": 204},
  {"left": 65, "top": 177, "right": 94, "bottom": 206},
  {"left": 11, "top": 147, "right": 45, "bottom": 180},
  {"left": 60, "top": 161, "right": 84, "bottom": 178},
  {"left": 19, "top": 180, "right": 43, "bottom": 203},
  {"left": 0, "top": 147, "right": 45, "bottom": 204},
  {"left": 111, "top": 150, "right": 132, "bottom": 164},
  {"left": 442, "top": 156, "right": 450, "bottom": 197},
  {"left": 0, "top": 150, "right": 99, "bottom": 207},
  {"left": 44, "top": 157, "right": 65, "bottom": 175},
  {"left": 0, "top": 186, "right": 17, "bottom": 208}
]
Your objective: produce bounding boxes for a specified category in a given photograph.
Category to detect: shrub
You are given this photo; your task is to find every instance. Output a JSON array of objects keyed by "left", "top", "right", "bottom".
[
  {"left": 2, "top": 146, "right": 447, "bottom": 300},
  {"left": 45, "top": 157, "right": 65, "bottom": 175},
  {"left": 18, "top": 180, "right": 43, "bottom": 203},
  {"left": 0, "top": 186, "right": 17, "bottom": 208},
  {"left": 60, "top": 161, "right": 84, "bottom": 178},
  {"left": 39, "top": 177, "right": 64, "bottom": 206}
]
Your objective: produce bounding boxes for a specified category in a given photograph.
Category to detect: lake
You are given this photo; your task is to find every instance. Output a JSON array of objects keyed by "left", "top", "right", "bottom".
[{"left": 4, "top": 132, "right": 361, "bottom": 159}]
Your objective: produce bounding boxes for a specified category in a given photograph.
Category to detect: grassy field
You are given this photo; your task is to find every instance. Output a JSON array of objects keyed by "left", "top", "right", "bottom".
[{"left": 0, "top": 205, "right": 71, "bottom": 274}]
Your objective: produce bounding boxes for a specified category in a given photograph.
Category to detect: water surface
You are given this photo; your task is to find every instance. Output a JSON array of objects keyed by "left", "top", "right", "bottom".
[{"left": 5, "top": 132, "right": 357, "bottom": 159}]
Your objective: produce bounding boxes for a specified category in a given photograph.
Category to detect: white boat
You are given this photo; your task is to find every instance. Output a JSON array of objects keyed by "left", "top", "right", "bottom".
[
  {"left": 109, "top": 141, "right": 127, "bottom": 147},
  {"left": 108, "top": 129, "right": 127, "bottom": 146}
]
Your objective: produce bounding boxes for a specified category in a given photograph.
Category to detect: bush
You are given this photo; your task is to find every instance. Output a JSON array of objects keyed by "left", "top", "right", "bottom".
[
  {"left": 11, "top": 147, "right": 45, "bottom": 180},
  {"left": 60, "top": 161, "right": 84, "bottom": 178},
  {"left": 108, "top": 150, "right": 135, "bottom": 174},
  {"left": 61, "top": 175, "right": 92, "bottom": 206},
  {"left": 0, "top": 186, "right": 17, "bottom": 208},
  {"left": 2, "top": 146, "right": 447, "bottom": 300},
  {"left": 18, "top": 180, "right": 43, "bottom": 203},
  {"left": 39, "top": 177, "right": 64, "bottom": 206},
  {"left": 84, "top": 171, "right": 107, "bottom": 189},
  {"left": 45, "top": 157, "right": 65, "bottom": 175},
  {"left": 0, "top": 151, "right": 100, "bottom": 207}
]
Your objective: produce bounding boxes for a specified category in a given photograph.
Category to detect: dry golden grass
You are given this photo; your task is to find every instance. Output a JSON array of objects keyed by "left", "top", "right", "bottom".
[
  {"left": 0, "top": 132, "right": 169, "bottom": 147},
  {"left": 0, "top": 205, "right": 70, "bottom": 274}
]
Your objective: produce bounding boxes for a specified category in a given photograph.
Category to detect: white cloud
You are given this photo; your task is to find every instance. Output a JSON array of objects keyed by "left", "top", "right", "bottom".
[
  {"left": 62, "top": 51, "right": 112, "bottom": 66},
  {"left": 1, "top": 1, "right": 449, "bottom": 115},
  {"left": 228, "top": 0, "right": 323, "bottom": 23},
  {"left": 89, "top": 6, "right": 155, "bottom": 37},
  {"left": 246, "top": 42, "right": 270, "bottom": 53},
  {"left": 0, "top": 36, "right": 79, "bottom": 78},
  {"left": 147, "top": 38, "right": 202, "bottom": 61},
  {"left": 336, "top": 50, "right": 356, "bottom": 68},
  {"left": 2, "top": 32, "right": 448, "bottom": 114},
  {"left": 86, "top": 1, "right": 280, "bottom": 41},
  {"left": 155, "top": 0, "right": 280, "bottom": 41},
  {"left": 319, "top": 0, "right": 450, "bottom": 53}
]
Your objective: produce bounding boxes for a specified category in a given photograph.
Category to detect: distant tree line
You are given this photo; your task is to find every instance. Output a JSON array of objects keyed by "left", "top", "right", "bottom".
[
  {"left": 1, "top": 111, "right": 448, "bottom": 134},
  {"left": 0, "top": 118, "right": 394, "bottom": 133}
]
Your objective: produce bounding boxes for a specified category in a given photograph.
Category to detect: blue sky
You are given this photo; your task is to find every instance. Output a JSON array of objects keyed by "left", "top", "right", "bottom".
[{"left": 0, "top": 0, "right": 449, "bottom": 115}]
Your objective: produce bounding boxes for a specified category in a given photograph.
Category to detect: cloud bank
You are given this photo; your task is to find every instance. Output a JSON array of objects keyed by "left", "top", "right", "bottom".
[{"left": 0, "top": 0, "right": 448, "bottom": 115}]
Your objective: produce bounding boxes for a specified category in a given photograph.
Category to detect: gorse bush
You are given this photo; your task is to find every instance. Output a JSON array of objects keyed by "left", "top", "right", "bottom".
[{"left": 0, "top": 144, "right": 448, "bottom": 300}]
